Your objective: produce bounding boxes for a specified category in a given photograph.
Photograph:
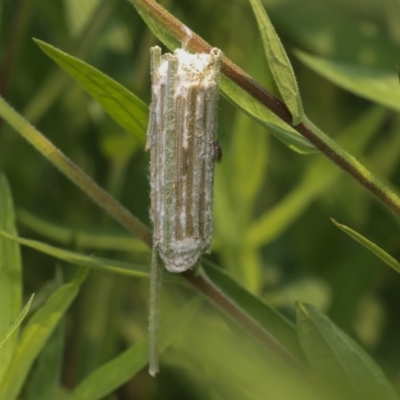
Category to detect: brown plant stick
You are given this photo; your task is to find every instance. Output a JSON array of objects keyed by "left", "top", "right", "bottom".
[{"left": 130, "top": 0, "right": 400, "bottom": 218}]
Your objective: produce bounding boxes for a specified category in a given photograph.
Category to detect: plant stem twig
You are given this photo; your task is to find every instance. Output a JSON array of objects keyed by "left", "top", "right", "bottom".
[
  {"left": 0, "top": 96, "right": 152, "bottom": 247},
  {"left": 182, "top": 268, "right": 307, "bottom": 372},
  {"left": 148, "top": 246, "right": 162, "bottom": 376},
  {"left": 129, "top": 0, "right": 400, "bottom": 219}
]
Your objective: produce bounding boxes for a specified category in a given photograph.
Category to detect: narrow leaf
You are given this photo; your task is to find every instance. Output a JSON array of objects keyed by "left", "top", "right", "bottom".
[
  {"left": 332, "top": 219, "right": 400, "bottom": 274},
  {"left": 26, "top": 274, "right": 64, "bottom": 400},
  {"left": 26, "top": 270, "right": 64, "bottom": 400},
  {"left": 0, "top": 294, "right": 34, "bottom": 350},
  {"left": 0, "top": 175, "right": 22, "bottom": 383},
  {"left": 297, "top": 303, "right": 398, "bottom": 400},
  {"left": 17, "top": 208, "right": 148, "bottom": 253},
  {"left": 296, "top": 50, "right": 400, "bottom": 112},
  {"left": 34, "top": 39, "right": 148, "bottom": 143},
  {"left": 221, "top": 77, "right": 314, "bottom": 153},
  {"left": 0, "top": 230, "right": 149, "bottom": 277},
  {"left": 26, "top": 324, "right": 64, "bottom": 400},
  {"left": 66, "top": 297, "right": 203, "bottom": 400},
  {"left": 0, "top": 269, "right": 87, "bottom": 400},
  {"left": 201, "top": 262, "right": 304, "bottom": 361},
  {"left": 248, "top": 0, "right": 304, "bottom": 124}
]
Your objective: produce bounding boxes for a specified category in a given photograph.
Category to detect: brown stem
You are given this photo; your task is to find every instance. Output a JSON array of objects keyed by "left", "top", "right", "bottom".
[
  {"left": 132, "top": 0, "right": 400, "bottom": 218},
  {"left": 182, "top": 268, "right": 307, "bottom": 371}
]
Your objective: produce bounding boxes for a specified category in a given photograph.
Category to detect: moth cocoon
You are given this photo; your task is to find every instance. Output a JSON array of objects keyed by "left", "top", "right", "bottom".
[{"left": 146, "top": 46, "right": 222, "bottom": 273}]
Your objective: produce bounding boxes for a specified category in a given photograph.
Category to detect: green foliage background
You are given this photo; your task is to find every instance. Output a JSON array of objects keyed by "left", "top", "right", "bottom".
[{"left": 1, "top": 0, "right": 400, "bottom": 398}]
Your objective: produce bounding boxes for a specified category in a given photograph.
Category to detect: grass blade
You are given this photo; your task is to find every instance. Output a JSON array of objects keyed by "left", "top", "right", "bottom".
[
  {"left": 26, "top": 270, "right": 64, "bottom": 400},
  {"left": 221, "top": 77, "right": 313, "bottom": 153},
  {"left": 17, "top": 208, "right": 148, "bottom": 253},
  {"left": 297, "top": 303, "right": 399, "bottom": 400},
  {"left": 332, "top": 219, "right": 400, "bottom": 274},
  {"left": 0, "top": 175, "right": 22, "bottom": 383},
  {"left": 66, "top": 297, "right": 203, "bottom": 400},
  {"left": 0, "top": 268, "right": 87, "bottom": 400},
  {"left": 0, "top": 294, "right": 34, "bottom": 350},
  {"left": 200, "top": 262, "right": 304, "bottom": 361},
  {"left": 248, "top": 0, "right": 304, "bottom": 124},
  {"left": 0, "top": 230, "right": 149, "bottom": 277},
  {"left": 34, "top": 39, "right": 148, "bottom": 144}
]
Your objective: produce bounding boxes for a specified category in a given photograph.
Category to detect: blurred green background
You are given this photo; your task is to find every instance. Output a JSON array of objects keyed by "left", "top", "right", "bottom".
[{"left": 1, "top": 0, "right": 400, "bottom": 398}]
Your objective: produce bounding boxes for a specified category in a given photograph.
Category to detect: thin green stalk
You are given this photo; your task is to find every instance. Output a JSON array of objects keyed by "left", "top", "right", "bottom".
[
  {"left": 17, "top": 208, "right": 148, "bottom": 252},
  {"left": 128, "top": 0, "right": 400, "bottom": 219},
  {"left": 0, "top": 96, "right": 152, "bottom": 247},
  {"left": 148, "top": 246, "right": 162, "bottom": 376}
]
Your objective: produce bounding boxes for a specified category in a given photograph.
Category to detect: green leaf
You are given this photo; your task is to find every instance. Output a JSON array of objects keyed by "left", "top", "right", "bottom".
[
  {"left": 0, "top": 230, "right": 149, "bottom": 278},
  {"left": 221, "top": 77, "right": 313, "bottom": 153},
  {"left": 17, "top": 208, "right": 148, "bottom": 253},
  {"left": 248, "top": 0, "right": 304, "bottom": 124},
  {"left": 174, "top": 305, "right": 327, "bottom": 400},
  {"left": 297, "top": 303, "right": 399, "bottom": 400},
  {"left": 0, "top": 175, "right": 22, "bottom": 383},
  {"left": 66, "top": 297, "right": 203, "bottom": 400},
  {"left": 332, "top": 219, "right": 400, "bottom": 274},
  {"left": 296, "top": 50, "right": 400, "bottom": 112},
  {"left": 0, "top": 269, "right": 87, "bottom": 400},
  {"left": 34, "top": 39, "right": 148, "bottom": 144},
  {"left": 26, "top": 329, "right": 63, "bottom": 400},
  {"left": 201, "top": 262, "right": 304, "bottom": 361},
  {"left": 0, "top": 294, "right": 34, "bottom": 350},
  {"left": 128, "top": 0, "right": 315, "bottom": 154},
  {"left": 26, "top": 281, "right": 64, "bottom": 400}
]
